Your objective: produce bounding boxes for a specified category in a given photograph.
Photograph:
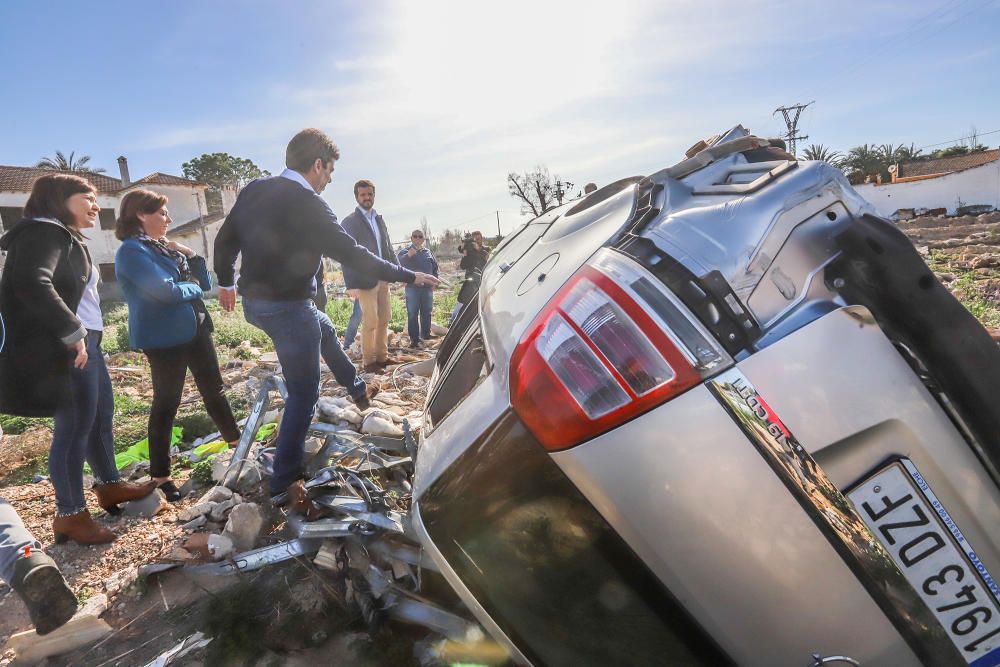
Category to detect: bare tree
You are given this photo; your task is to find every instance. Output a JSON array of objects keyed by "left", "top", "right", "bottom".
[
  {"left": 507, "top": 165, "right": 563, "bottom": 218},
  {"left": 420, "top": 215, "right": 432, "bottom": 242}
]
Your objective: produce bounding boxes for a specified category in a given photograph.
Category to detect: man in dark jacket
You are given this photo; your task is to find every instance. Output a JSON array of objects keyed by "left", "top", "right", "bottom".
[
  {"left": 214, "top": 128, "right": 438, "bottom": 516},
  {"left": 397, "top": 229, "right": 439, "bottom": 347},
  {"left": 341, "top": 180, "right": 398, "bottom": 371}
]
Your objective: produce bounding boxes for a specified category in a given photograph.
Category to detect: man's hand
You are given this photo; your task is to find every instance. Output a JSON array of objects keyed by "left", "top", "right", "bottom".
[
  {"left": 219, "top": 287, "right": 237, "bottom": 312},
  {"left": 69, "top": 339, "right": 88, "bottom": 369},
  {"left": 407, "top": 247, "right": 416, "bottom": 257},
  {"left": 412, "top": 272, "right": 440, "bottom": 287},
  {"left": 166, "top": 240, "right": 195, "bottom": 258},
  {"left": 347, "top": 289, "right": 361, "bottom": 299}
]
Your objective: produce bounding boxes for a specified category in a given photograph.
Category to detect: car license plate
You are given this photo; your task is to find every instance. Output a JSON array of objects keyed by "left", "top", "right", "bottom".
[{"left": 848, "top": 459, "right": 1000, "bottom": 666}]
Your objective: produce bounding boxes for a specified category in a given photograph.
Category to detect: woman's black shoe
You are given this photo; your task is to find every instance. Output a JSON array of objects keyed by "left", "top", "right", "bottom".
[{"left": 156, "top": 480, "right": 182, "bottom": 502}]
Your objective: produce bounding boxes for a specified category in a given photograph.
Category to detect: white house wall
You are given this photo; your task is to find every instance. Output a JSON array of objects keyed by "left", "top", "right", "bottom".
[{"left": 855, "top": 160, "right": 1000, "bottom": 216}]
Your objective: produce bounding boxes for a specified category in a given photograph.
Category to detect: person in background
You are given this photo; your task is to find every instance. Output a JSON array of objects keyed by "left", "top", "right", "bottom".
[
  {"left": 341, "top": 298, "right": 362, "bottom": 349},
  {"left": 341, "top": 180, "right": 400, "bottom": 372},
  {"left": 397, "top": 229, "right": 439, "bottom": 348},
  {"left": 584, "top": 182, "right": 598, "bottom": 194},
  {"left": 213, "top": 128, "right": 438, "bottom": 519},
  {"left": 0, "top": 497, "right": 78, "bottom": 635},
  {"left": 0, "top": 175, "right": 155, "bottom": 545},
  {"left": 450, "top": 230, "right": 490, "bottom": 325},
  {"left": 115, "top": 189, "right": 241, "bottom": 502}
]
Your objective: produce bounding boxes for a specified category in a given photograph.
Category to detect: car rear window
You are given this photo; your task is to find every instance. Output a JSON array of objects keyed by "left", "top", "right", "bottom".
[
  {"left": 426, "top": 325, "right": 488, "bottom": 428},
  {"left": 420, "top": 414, "right": 731, "bottom": 666}
]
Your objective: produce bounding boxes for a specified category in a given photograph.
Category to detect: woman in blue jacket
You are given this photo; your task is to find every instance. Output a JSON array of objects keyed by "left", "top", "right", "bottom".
[{"left": 115, "top": 190, "right": 241, "bottom": 501}]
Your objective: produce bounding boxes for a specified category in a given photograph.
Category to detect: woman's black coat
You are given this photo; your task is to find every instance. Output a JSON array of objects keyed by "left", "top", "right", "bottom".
[{"left": 0, "top": 218, "right": 91, "bottom": 416}]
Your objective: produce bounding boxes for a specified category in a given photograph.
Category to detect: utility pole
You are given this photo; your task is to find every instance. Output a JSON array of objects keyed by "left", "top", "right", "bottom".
[
  {"left": 496, "top": 210, "right": 501, "bottom": 239},
  {"left": 553, "top": 179, "right": 574, "bottom": 206},
  {"left": 773, "top": 101, "right": 814, "bottom": 158}
]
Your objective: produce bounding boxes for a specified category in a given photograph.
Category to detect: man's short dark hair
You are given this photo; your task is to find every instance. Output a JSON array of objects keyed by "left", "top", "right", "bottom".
[
  {"left": 354, "top": 179, "right": 375, "bottom": 196},
  {"left": 286, "top": 128, "right": 340, "bottom": 172}
]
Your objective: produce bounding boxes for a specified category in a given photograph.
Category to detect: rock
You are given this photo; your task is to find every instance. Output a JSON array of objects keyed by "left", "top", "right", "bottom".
[
  {"left": 197, "top": 485, "right": 233, "bottom": 504},
  {"left": 209, "top": 497, "right": 239, "bottom": 522},
  {"left": 122, "top": 489, "right": 168, "bottom": 517},
  {"left": 262, "top": 409, "right": 281, "bottom": 425},
  {"left": 170, "top": 546, "right": 196, "bottom": 560},
  {"left": 105, "top": 566, "right": 139, "bottom": 596},
  {"left": 74, "top": 593, "right": 108, "bottom": 619},
  {"left": 181, "top": 515, "right": 208, "bottom": 531},
  {"left": 178, "top": 501, "right": 215, "bottom": 521},
  {"left": 182, "top": 533, "right": 231, "bottom": 560},
  {"left": 259, "top": 351, "right": 279, "bottom": 364},
  {"left": 222, "top": 503, "right": 265, "bottom": 552},
  {"left": 304, "top": 437, "right": 324, "bottom": 455},
  {"left": 373, "top": 391, "right": 407, "bottom": 406},
  {"left": 234, "top": 462, "right": 263, "bottom": 494},
  {"left": 211, "top": 450, "right": 235, "bottom": 483},
  {"left": 430, "top": 323, "right": 448, "bottom": 336},
  {"left": 406, "top": 358, "right": 435, "bottom": 378},
  {"left": 362, "top": 412, "right": 404, "bottom": 437},
  {"left": 7, "top": 615, "right": 112, "bottom": 663}
]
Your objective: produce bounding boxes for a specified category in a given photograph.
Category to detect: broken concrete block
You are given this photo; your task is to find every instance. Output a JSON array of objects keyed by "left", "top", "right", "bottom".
[
  {"left": 208, "top": 497, "right": 239, "bottom": 522},
  {"left": 181, "top": 514, "right": 208, "bottom": 531},
  {"left": 177, "top": 501, "right": 215, "bottom": 522},
  {"left": 234, "top": 462, "right": 263, "bottom": 495},
  {"left": 122, "top": 489, "right": 168, "bottom": 517},
  {"left": 304, "top": 437, "right": 324, "bottom": 455},
  {"left": 313, "top": 540, "right": 341, "bottom": 572},
  {"left": 7, "top": 614, "right": 112, "bottom": 663},
  {"left": 222, "top": 503, "right": 265, "bottom": 552},
  {"left": 198, "top": 485, "right": 234, "bottom": 505},
  {"left": 211, "top": 450, "right": 235, "bottom": 483}
]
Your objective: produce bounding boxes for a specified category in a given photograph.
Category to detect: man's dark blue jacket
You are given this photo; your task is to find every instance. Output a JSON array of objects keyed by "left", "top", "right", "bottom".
[
  {"left": 214, "top": 176, "right": 414, "bottom": 301},
  {"left": 341, "top": 208, "right": 398, "bottom": 290},
  {"left": 397, "top": 245, "right": 438, "bottom": 286}
]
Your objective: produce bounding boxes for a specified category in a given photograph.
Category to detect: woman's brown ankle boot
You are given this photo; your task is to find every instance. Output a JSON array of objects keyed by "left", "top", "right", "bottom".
[
  {"left": 52, "top": 511, "right": 115, "bottom": 545},
  {"left": 92, "top": 480, "right": 157, "bottom": 514}
]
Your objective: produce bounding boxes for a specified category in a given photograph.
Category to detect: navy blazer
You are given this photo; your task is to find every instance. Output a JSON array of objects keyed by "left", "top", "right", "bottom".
[
  {"left": 341, "top": 208, "right": 398, "bottom": 290},
  {"left": 115, "top": 238, "right": 210, "bottom": 350}
]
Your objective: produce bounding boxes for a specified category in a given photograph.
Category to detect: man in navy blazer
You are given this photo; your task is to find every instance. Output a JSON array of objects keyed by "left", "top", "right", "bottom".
[
  {"left": 214, "top": 128, "right": 438, "bottom": 518},
  {"left": 341, "top": 180, "right": 398, "bottom": 371}
]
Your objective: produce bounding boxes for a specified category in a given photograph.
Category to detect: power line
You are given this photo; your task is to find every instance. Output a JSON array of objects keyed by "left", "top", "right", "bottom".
[
  {"left": 773, "top": 102, "right": 814, "bottom": 156},
  {"left": 918, "top": 128, "right": 1000, "bottom": 150}
]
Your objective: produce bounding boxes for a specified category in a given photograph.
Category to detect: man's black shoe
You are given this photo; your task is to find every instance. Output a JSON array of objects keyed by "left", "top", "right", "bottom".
[{"left": 11, "top": 552, "right": 78, "bottom": 635}]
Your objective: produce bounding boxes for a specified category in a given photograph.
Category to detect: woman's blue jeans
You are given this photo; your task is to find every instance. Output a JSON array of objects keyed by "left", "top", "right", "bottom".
[{"left": 50, "top": 331, "right": 121, "bottom": 516}]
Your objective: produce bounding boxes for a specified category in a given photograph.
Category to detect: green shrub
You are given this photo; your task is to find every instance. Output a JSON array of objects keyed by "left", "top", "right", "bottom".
[
  {"left": 212, "top": 313, "right": 272, "bottom": 349},
  {"left": 175, "top": 411, "right": 216, "bottom": 440},
  {"left": 101, "top": 301, "right": 129, "bottom": 326}
]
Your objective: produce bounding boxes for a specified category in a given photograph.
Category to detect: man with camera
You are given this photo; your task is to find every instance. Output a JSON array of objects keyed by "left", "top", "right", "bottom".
[{"left": 450, "top": 230, "right": 490, "bottom": 325}]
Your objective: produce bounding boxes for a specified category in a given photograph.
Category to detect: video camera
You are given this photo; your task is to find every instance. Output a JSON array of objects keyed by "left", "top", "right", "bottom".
[{"left": 458, "top": 232, "right": 477, "bottom": 255}]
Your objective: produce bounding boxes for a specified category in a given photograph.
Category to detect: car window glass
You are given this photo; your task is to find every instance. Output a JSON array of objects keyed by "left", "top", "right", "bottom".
[{"left": 427, "top": 328, "right": 488, "bottom": 428}]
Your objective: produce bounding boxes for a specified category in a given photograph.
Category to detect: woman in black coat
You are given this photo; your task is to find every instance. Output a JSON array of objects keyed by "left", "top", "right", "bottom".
[{"left": 0, "top": 174, "right": 154, "bottom": 544}]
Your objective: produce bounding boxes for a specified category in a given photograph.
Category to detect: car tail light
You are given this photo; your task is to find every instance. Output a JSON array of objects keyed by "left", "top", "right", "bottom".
[{"left": 510, "top": 249, "right": 731, "bottom": 451}]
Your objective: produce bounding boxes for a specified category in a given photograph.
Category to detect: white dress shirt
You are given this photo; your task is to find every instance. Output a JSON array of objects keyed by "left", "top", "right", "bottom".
[{"left": 358, "top": 206, "right": 383, "bottom": 258}]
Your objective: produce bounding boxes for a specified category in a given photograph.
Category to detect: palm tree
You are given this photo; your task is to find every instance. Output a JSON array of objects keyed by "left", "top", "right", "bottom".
[
  {"left": 35, "top": 151, "right": 105, "bottom": 174},
  {"left": 800, "top": 144, "right": 843, "bottom": 167},
  {"left": 842, "top": 144, "right": 885, "bottom": 184}
]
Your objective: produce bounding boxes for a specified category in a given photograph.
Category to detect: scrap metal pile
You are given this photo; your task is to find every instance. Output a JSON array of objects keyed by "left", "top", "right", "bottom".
[{"left": 168, "top": 362, "right": 499, "bottom": 663}]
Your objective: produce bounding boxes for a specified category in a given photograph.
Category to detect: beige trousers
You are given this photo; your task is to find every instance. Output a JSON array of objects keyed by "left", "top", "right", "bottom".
[{"left": 358, "top": 281, "right": 391, "bottom": 366}]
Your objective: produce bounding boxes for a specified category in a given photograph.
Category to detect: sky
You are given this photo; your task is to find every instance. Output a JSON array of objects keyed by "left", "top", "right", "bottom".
[{"left": 1, "top": 0, "right": 999, "bottom": 241}]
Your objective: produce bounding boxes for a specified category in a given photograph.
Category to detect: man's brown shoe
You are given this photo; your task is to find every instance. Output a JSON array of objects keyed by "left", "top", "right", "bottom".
[
  {"left": 52, "top": 511, "right": 115, "bottom": 545},
  {"left": 362, "top": 362, "right": 383, "bottom": 373},
  {"left": 277, "top": 480, "right": 331, "bottom": 521},
  {"left": 352, "top": 383, "right": 381, "bottom": 411},
  {"left": 11, "top": 552, "right": 78, "bottom": 635},
  {"left": 93, "top": 480, "right": 157, "bottom": 515}
]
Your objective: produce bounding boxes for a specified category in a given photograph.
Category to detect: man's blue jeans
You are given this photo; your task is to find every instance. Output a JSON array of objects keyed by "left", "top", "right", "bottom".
[
  {"left": 243, "top": 298, "right": 366, "bottom": 494},
  {"left": 343, "top": 299, "right": 362, "bottom": 347},
  {"left": 50, "top": 331, "right": 122, "bottom": 516},
  {"left": 405, "top": 287, "right": 433, "bottom": 344}
]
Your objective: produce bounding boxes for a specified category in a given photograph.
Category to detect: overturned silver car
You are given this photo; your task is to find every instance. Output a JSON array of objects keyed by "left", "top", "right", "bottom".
[{"left": 411, "top": 126, "right": 1000, "bottom": 666}]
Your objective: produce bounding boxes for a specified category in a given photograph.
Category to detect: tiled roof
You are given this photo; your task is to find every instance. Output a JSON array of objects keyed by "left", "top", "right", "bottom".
[
  {"left": 166, "top": 211, "right": 225, "bottom": 237},
  {"left": 124, "top": 172, "right": 205, "bottom": 189},
  {"left": 898, "top": 149, "right": 1000, "bottom": 178},
  {"left": 0, "top": 166, "right": 206, "bottom": 195},
  {"left": 0, "top": 165, "right": 124, "bottom": 194}
]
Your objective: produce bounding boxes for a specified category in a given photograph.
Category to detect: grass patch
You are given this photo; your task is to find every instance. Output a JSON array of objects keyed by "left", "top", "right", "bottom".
[
  {"left": 0, "top": 414, "right": 52, "bottom": 435},
  {"left": 953, "top": 271, "right": 1000, "bottom": 328}
]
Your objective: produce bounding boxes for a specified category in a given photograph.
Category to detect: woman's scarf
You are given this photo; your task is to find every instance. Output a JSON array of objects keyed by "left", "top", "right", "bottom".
[{"left": 135, "top": 233, "right": 192, "bottom": 280}]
